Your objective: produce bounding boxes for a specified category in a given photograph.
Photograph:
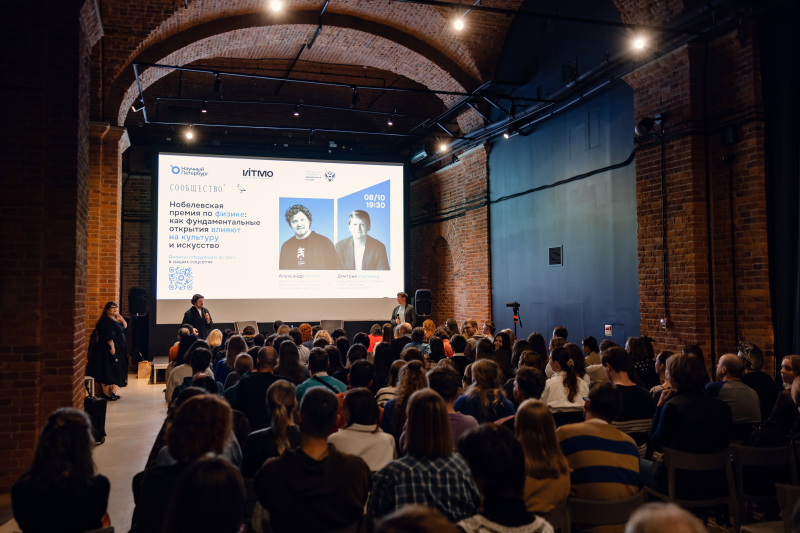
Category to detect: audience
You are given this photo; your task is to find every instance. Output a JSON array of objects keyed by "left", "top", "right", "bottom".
[
  {"left": 423, "top": 319, "right": 436, "bottom": 341},
  {"left": 627, "top": 337, "right": 658, "bottom": 389},
  {"left": 428, "top": 336, "right": 447, "bottom": 364},
  {"left": 434, "top": 326, "right": 454, "bottom": 357},
  {"left": 215, "top": 335, "right": 247, "bottom": 386},
  {"left": 458, "top": 424, "right": 554, "bottom": 533},
  {"left": 295, "top": 347, "right": 347, "bottom": 401},
  {"left": 625, "top": 503, "right": 706, "bottom": 533},
  {"left": 544, "top": 337, "right": 566, "bottom": 378},
  {"left": 738, "top": 341, "right": 778, "bottom": 423},
  {"left": 454, "top": 359, "right": 515, "bottom": 423},
  {"left": 381, "top": 323, "right": 394, "bottom": 345},
  {"left": 328, "top": 388, "right": 397, "bottom": 470},
  {"left": 241, "top": 380, "right": 301, "bottom": 478},
  {"left": 565, "top": 342, "right": 592, "bottom": 386},
  {"left": 649, "top": 350, "right": 674, "bottom": 400},
  {"left": 510, "top": 339, "right": 532, "bottom": 370},
  {"left": 255, "top": 387, "right": 371, "bottom": 532},
  {"left": 582, "top": 336, "right": 601, "bottom": 365},
  {"left": 557, "top": 384, "right": 640, "bottom": 533},
  {"left": 641, "top": 352, "right": 732, "bottom": 499},
  {"left": 275, "top": 339, "right": 311, "bottom": 385},
  {"left": 376, "top": 359, "right": 407, "bottom": 407},
  {"left": 325, "top": 344, "right": 347, "bottom": 375},
  {"left": 553, "top": 326, "right": 568, "bottom": 340},
  {"left": 172, "top": 348, "right": 222, "bottom": 400},
  {"left": 169, "top": 327, "right": 188, "bottom": 362},
  {"left": 450, "top": 334, "right": 470, "bottom": 377},
  {"left": 474, "top": 337, "right": 494, "bottom": 362},
  {"left": 12, "top": 408, "right": 110, "bottom": 533},
  {"left": 174, "top": 332, "right": 198, "bottom": 367},
  {"left": 514, "top": 400, "right": 571, "bottom": 514},
  {"left": 332, "top": 343, "right": 368, "bottom": 384},
  {"left": 335, "top": 360, "right": 382, "bottom": 429},
  {"left": 373, "top": 341, "right": 395, "bottom": 385},
  {"left": 369, "top": 389, "right": 481, "bottom": 521},
  {"left": 405, "top": 326, "right": 431, "bottom": 355},
  {"left": 391, "top": 322, "right": 413, "bottom": 359},
  {"left": 382, "top": 360, "right": 428, "bottom": 443},
  {"left": 602, "top": 347, "right": 656, "bottom": 457},
  {"left": 166, "top": 339, "right": 213, "bottom": 403},
  {"left": 491, "top": 331, "right": 513, "bottom": 376},
  {"left": 161, "top": 455, "right": 245, "bottom": 533},
  {"left": 705, "top": 353, "right": 761, "bottom": 425},
  {"left": 131, "top": 395, "right": 232, "bottom": 533},
  {"left": 498, "top": 366, "right": 546, "bottom": 423},
  {"left": 540, "top": 347, "right": 590, "bottom": 412},
  {"left": 375, "top": 505, "right": 460, "bottom": 533},
  {"left": 236, "top": 347, "right": 286, "bottom": 431},
  {"left": 223, "top": 353, "right": 252, "bottom": 391}
]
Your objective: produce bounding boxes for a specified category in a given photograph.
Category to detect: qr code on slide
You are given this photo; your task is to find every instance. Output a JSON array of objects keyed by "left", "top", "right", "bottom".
[{"left": 168, "top": 267, "right": 193, "bottom": 291}]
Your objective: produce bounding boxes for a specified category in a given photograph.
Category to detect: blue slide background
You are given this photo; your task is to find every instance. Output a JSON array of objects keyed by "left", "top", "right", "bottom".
[
  {"left": 278, "top": 197, "right": 335, "bottom": 249},
  {"left": 336, "top": 180, "right": 391, "bottom": 268}
]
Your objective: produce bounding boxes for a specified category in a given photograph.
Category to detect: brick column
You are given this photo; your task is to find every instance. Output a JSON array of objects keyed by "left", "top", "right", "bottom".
[
  {"left": 409, "top": 144, "right": 492, "bottom": 327},
  {"left": 0, "top": 0, "right": 93, "bottom": 491},
  {"left": 87, "top": 123, "right": 129, "bottom": 344}
]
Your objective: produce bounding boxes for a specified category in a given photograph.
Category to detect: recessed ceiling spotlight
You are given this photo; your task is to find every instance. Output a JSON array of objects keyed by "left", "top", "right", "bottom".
[
  {"left": 270, "top": 0, "right": 282, "bottom": 11},
  {"left": 294, "top": 104, "right": 300, "bottom": 116},
  {"left": 454, "top": 18, "right": 464, "bottom": 30},
  {"left": 201, "top": 101, "right": 207, "bottom": 113},
  {"left": 186, "top": 126, "right": 194, "bottom": 139},
  {"left": 633, "top": 37, "right": 645, "bottom": 50}
]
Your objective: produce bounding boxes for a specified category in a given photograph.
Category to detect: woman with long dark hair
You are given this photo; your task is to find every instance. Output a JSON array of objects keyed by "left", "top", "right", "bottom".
[
  {"left": 454, "top": 359, "right": 515, "bottom": 423},
  {"left": 510, "top": 339, "right": 532, "bottom": 370},
  {"left": 627, "top": 336, "right": 657, "bottom": 389},
  {"left": 87, "top": 301, "right": 127, "bottom": 400},
  {"left": 474, "top": 338, "right": 494, "bottom": 361},
  {"left": 325, "top": 345, "right": 347, "bottom": 375},
  {"left": 382, "top": 360, "right": 428, "bottom": 443},
  {"left": 12, "top": 408, "right": 110, "bottom": 533},
  {"left": 491, "top": 331, "right": 513, "bottom": 376},
  {"left": 329, "top": 388, "right": 396, "bottom": 471},
  {"left": 381, "top": 323, "right": 394, "bottom": 345},
  {"left": 274, "top": 341, "right": 310, "bottom": 385},
  {"left": 540, "top": 347, "right": 589, "bottom": 412},
  {"left": 215, "top": 335, "right": 247, "bottom": 386},
  {"left": 428, "top": 337, "right": 447, "bottom": 365}
]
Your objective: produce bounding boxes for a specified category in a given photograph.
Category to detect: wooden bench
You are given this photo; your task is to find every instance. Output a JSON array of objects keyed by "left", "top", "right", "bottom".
[{"left": 153, "top": 356, "right": 169, "bottom": 384}]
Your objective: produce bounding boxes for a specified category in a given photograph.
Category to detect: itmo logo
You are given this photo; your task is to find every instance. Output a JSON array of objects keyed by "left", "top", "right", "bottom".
[{"left": 171, "top": 165, "right": 180, "bottom": 174}]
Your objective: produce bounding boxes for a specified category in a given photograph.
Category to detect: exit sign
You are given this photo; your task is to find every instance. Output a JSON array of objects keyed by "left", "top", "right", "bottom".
[{"left": 604, "top": 324, "right": 612, "bottom": 336}]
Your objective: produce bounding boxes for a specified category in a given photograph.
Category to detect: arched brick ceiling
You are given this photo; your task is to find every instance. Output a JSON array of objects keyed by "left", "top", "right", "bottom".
[
  {"left": 116, "top": 23, "right": 472, "bottom": 127},
  {"left": 611, "top": 0, "right": 705, "bottom": 25}
]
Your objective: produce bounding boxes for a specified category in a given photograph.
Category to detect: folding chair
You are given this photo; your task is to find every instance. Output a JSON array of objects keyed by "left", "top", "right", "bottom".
[
  {"left": 567, "top": 490, "right": 646, "bottom": 531},
  {"left": 542, "top": 498, "right": 570, "bottom": 533},
  {"left": 731, "top": 444, "right": 792, "bottom": 523}
]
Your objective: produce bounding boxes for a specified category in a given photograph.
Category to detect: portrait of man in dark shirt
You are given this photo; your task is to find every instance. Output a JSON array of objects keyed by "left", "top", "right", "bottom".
[{"left": 278, "top": 204, "right": 340, "bottom": 270}]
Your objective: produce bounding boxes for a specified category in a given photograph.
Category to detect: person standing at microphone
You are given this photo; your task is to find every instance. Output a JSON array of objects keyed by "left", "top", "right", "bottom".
[{"left": 182, "top": 294, "right": 213, "bottom": 339}]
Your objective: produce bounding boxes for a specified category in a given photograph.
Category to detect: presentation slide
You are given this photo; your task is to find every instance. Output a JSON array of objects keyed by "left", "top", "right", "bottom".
[{"left": 155, "top": 152, "right": 404, "bottom": 324}]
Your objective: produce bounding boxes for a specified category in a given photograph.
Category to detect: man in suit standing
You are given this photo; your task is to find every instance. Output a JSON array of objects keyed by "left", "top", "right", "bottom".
[
  {"left": 182, "top": 293, "right": 212, "bottom": 339},
  {"left": 391, "top": 292, "right": 416, "bottom": 328}
]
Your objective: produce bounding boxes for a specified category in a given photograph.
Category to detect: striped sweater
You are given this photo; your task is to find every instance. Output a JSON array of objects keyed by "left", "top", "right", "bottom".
[{"left": 557, "top": 420, "right": 640, "bottom": 533}]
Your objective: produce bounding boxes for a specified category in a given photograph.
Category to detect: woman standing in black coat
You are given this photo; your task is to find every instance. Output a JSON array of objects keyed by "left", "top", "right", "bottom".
[{"left": 87, "top": 301, "right": 127, "bottom": 400}]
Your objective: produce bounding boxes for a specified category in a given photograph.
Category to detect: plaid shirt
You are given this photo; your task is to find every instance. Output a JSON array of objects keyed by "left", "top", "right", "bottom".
[{"left": 368, "top": 453, "right": 480, "bottom": 521}]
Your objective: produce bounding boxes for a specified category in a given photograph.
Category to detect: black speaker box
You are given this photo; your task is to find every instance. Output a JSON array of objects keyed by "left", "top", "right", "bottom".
[
  {"left": 415, "top": 289, "right": 432, "bottom": 317},
  {"left": 128, "top": 287, "right": 148, "bottom": 316}
]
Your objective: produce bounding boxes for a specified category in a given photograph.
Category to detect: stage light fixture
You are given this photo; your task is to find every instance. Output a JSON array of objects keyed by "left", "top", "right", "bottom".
[
  {"left": 454, "top": 18, "right": 464, "bottom": 30},
  {"left": 213, "top": 73, "right": 222, "bottom": 93},
  {"left": 633, "top": 37, "right": 645, "bottom": 49},
  {"left": 294, "top": 104, "right": 300, "bottom": 116},
  {"left": 270, "top": 0, "right": 282, "bottom": 11},
  {"left": 634, "top": 113, "right": 662, "bottom": 136},
  {"left": 387, "top": 113, "right": 394, "bottom": 126},
  {"left": 186, "top": 125, "right": 194, "bottom": 139},
  {"left": 503, "top": 125, "right": 516, "bottom": 139},
  {"left": 439, "top": 142, "right": 448, "bottom": 152},
  {"left": 201, "top": 101, "right": 207, "bottom": 113},
  {"left": 131, "top": 101, "right": 145, "bottom": 113},
  {"left": 351, "top": 87, "right": 359, "bottom": 106}
]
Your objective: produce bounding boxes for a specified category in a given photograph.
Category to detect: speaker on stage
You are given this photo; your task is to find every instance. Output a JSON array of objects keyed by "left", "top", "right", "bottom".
[
  {"left": 128, "top": 287, "right": 148, "bottom": 316},
  {"left": 415, "top": 289, "right": 432, "bottom": 317}
]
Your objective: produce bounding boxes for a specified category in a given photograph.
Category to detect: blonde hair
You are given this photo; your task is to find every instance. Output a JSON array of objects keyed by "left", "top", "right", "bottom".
[
  {"left": 315, "top": 330, "right": 332, "bottom": 344},
  {"left": 466, "top": 359, "right": 506, "bottom": 420},
  {"left": 206, "top": 329, "right": 222, "bottom": 349},
  {"left": 422, "top": 319, "right": 435, "bottom": 339},
  {"left": 516, "top": 400, "right": 570, "bottom": 479},
  {"left": 276, "top": 325, "right": 290, "bottom": 336},
  {"left": 267, "top": 381, "right": 296, "bottom": 456},
  {"left": 550, "top": 337, "right": 566, "bottom": 351},
  {"left": 405, "top": 389, "right": 453, "bottom": 458}
]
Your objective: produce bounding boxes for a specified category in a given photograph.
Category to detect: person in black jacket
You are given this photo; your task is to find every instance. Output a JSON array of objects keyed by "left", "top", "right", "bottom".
[
  {"left": 391, "top": 323, "right": 413, "bottom": 360},
  {"left": 181, "top": 294, "right": 212, "bottom": 339},
  {"left": 86, "top": 301, "right": 127, "bottom": 400},
  {"left": 12, "top": 408, "right": 110, "bottom": 533},
  {"left": 391, "top": 293, "right": 417, "bottom": 328},
  {"left": 739, "top": 341, "right": 778, "bottom": 423},
  {"left": 236, "top": 347, "right": 288, "bottom": 431},
  {"left": 335, "top": 210, "right": 390, "bottom": 270}
]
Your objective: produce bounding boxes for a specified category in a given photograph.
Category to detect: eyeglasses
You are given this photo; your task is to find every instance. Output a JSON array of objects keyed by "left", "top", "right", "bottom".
[{"left": 582, "top": 397, "right": 589, "bottom": 402}]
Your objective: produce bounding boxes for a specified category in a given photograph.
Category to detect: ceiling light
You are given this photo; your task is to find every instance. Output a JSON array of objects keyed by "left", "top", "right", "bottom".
[
  {"left": 633, "top": 37, "right": 645, "bottom": 50},
  {"left": 270, "top": 0, "right": 282, "bottom": 11},
  {"left": 454, "top": 18, "right": 464, "bottom": 30},
  {"left": 503, "top": 125, "right": 516, "bottom": 139},
  {"left": 294, "top": 104, "right": 300, "bottom": 116},
  {"left": 186, "top": 126, "right": 194, "bottom": 139},
  {"left": 213, "top": 73, "right": 222, "bottom": 93},
  {"left": 351, "top": 87, "right": 359, "bottom": 106},
  {"left": 439, "top": 142, "right": 448, "bottom": 152},
  {"left": 131, "top": 101, "right": 145, "bottom": 113},
  {"left": 201, "top": 101, "right": 207, "bottom": 113},
  {"left": 387, "top": 113, "right": 394, "bottom": 126}
]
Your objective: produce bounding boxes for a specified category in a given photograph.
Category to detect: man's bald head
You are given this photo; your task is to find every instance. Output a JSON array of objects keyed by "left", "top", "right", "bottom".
[
  {"left": 256, "top": 346, "right": 278, "bottom": 370},
  {"left": 401, "top": 322, "right": 412, "bottom": 335},
  {"left": 625, "top": 503, "right": 705, "bottom": 533},
  {"left": 718, "top": 353, "right": 744, "bottom": 380}
]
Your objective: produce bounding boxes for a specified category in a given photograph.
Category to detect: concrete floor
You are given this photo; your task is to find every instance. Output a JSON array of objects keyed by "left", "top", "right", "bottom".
[{"left": 0, "top": 375, "right": 167, "bottom": 533}]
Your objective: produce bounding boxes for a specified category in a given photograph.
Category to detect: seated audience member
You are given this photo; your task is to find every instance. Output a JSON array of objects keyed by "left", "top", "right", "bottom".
[
  {"left": 627, "top": 337, "right": 658, "bottom": 390},
  {"left": 242, "top": 325, "right": 257, "bottom": 348},
  {"left": 625, "top": 503, "right": 706, "bottom": 533},
  {"left": 553, "top": 326, "right": 568, "bottom": 340},
  {"left": 162, "top": 455, "right": 245, "bottom": 533},
  {"left": 314, "top": 329, "right": 332, "bottom": 346},
  {"left": 600, "top": 339, "right": 619, "bottom": 351},
  {"left": 423, "top": 319, "right": 436, "bottom": 341},
  {"left": 166, "top": 340, "right": 213, "bottom": 404},
  {"left": 241, "top": 380, "right": 301, "bottom": 478},
  {"left": 329, "top": 388, "right": 397, "bottom": 471},
  {"left": 464, "top": 338, "right": 477, "bottom": 365},
  {"left": 641, "top": 352, "right": 732, "bottom": 499},
  {"left": 12, "top": 409, "right": 110, "bottom": 533},
  {"left": 169, "top": 327, "right": 189, "bottom": 362},
  {"left": 758, "top": 355, "right": 800, "bottom": 434},
  {"left": 172, "top": 348, "right": 222, "bottom": 401},
  {"left": 582, "top": 336, "right": 601, "bottom": 365},
  {"left": 565, "top": 343, "right": 591, "bottom": 387},
  {"left": 264, "top": 334, "right": 277, "bottom": 348},
  {"left": 272, "top": 320, "right": 283, "bottom": 334},
  {"left": 491, "top": 331, "right": 513, "bottom": 376},
  {"left": 368, "top": 324, "right": 384, "bottom": 353},
  {"left": 705, "top": 353, "right": 761, "bottom": 425},
  {"left": 299, "top": 323, "right": 314, "bottom": 345},
  {"left": 450, "top": 334, "right": 470, "bottom": 377},
  {"left": 739, "top": 341, "right": 778, "bottom": 423},
  {"left": 510, "top": 340, "right": 532, "bottom": 370},
  {"left": 330, "top": 327, "right": 346, "bottom": 342},
  {"left": 602, "top": 347, "right": 657, "bottom": 457},
  {"left": 474, "top": 338, "right": 494, "bottom": 362},
  {"left": 215, "top": 335, "right": 247, "bottom": 387},
  {"left": 405, "top": 327, "right": 431, "bottom": 356},
  {"left": 454, "top": 359, "right": 515, "bottom": 423},
  {"left": 255, "top": 387, "right": 371, "bottom": 533},
  {"left": 376, "top": 360, "right": 407, "bottom": 407},
  {"left": 541, "top": 347, "right": 590, "bottom": 412},
  {"left": 401, "top": 346, "right": 426, "bottom": 366},
  {"left": 207, "top": 328, "right": 223, "bottom": 351},
  {"left": 295, "top": 347, "right": 347, "bottom": 402},
  {"left": 370, "top": 390, "right": 481, "bottom": 521},
  {"left": 253, "top": 333, "right": 266, "bottom": 347},
  {"left": 428, "top": 336, "right": 447, "bottom": 365},
  {"left": 336, "top": 360, "right": 382, "bottom": 429},
  {"left": 401, "top": 367, "right": 478, "bottom": 453},
  {"left": 457, "top": 424, "right": 554, "bottom": 533},
  {"left": 382, "top": 360, "right": 428, "bottom": 444},
  {"left": 650, "top": 350, "right": 674, "bottom": 400},
  {"left": 434, "top": 327, "right": 454, "bottom": 358},
  {"left": 223, "top": 353, "right": 252, "bottom": 391},
  {"left": 287, "top": 327, "right": 310, "bottom": 366},
  {"left": 514, "top": 400, "right": 570, "bottom": 514},
  {"left": 131, "top": 395, "right": 232, "bottom": 533},
  {"left": 335, "top": 335, "right": 351, "bottom": 361},
  {"left": 526, "top": 333, "right": 548, "bottom": 364},
  {"left": 145, "top": 387, "right": 208, "bottom": 470},
  {"left": 274, "top": 339, "right": 310, "bottom": 386},
  {"left": 276, "top": 324, "right": 290, "bottom": 336},
  {"left": 375, "top": 506, "right": 459, "bottom": 533},
  {"left": 332, "top": 343, "right": 368, "bottom": 384},
  {"left": 544, "top": 337, "right": 567, "bottom": 378},
  {"left": 446, "top": 318, "right": 460, "bottom": 338},
  {"left": 391, "top": 323, "right": 413, "bottom": 359},
  {"left": 557, "top": 384, "right": 639, "bottom": 533},
  {"left": 498, "top": 367, "right": 547, "bottom": 425},
  {"left": 373, "top": 341, "right": 395, "bottom": 386},
  {"left": 236, "top": 347, "right": 286, "bottom": 431},
  {"left": 681, "top": 344, "right": 711, "bottom": 384},
  {"left": 325, "top": 344, "right": 346, "bottom": 375}
]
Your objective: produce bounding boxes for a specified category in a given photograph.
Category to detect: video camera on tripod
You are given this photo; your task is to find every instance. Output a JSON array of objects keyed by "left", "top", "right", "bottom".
[{"left": 506, "top": 302, "right": 522, "bottom": 340}]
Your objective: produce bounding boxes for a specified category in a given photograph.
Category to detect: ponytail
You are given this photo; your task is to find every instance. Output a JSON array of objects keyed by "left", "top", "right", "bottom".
[
  {"left": 271, "top": 402, "right": 289, "bottom": 455},
  {"left": 553, "top": 347, "right": 579, "bottom": 402},
  {"left": 266, "top": 381, "right": 296, "bottom": 458}
]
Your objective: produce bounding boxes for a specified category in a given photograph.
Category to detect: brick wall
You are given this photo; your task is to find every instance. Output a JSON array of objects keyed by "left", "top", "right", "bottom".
[
  {"left": 409, "top": 144, "right": 492, "bottom": 329},
  {"left": 121, "top": 170, "right": 152, "bottom": 315},
  {"left": 0, "top": 0, "right": 92, "bottom": 491}
]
